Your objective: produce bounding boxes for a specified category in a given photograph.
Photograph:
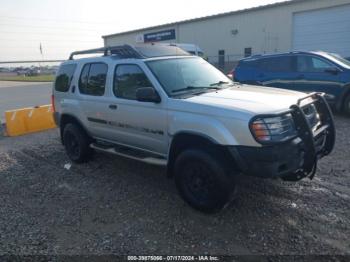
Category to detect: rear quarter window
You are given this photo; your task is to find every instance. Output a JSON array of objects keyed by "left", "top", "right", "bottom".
[{"left": 54, "top": 64, "right": 77, "bottom": 92}]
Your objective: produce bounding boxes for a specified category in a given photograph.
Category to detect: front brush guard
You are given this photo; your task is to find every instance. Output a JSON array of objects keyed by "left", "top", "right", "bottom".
[{"left": 282, "top": 93, "right": 335, "bottom": 182}]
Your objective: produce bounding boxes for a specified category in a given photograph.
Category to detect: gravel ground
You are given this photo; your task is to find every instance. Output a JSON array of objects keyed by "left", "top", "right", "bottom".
[{"left": 0, "top": 116, "right": 349, "bottom": 256}]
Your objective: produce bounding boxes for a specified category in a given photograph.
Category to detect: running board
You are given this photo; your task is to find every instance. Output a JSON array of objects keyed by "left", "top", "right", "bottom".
[{"left": 90, "top": 143, "right": 167, "bottom": 166}]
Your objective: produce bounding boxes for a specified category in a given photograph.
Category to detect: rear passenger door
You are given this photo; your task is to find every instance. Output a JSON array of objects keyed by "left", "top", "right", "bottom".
[
  {"left": 255, "top": 56, "right": 298, "bottom": 91},
  {"left": 77, "top": 62, "right": 111, "bottom": 137},
  {"left": 105, "top": 63, "right": 168, "bottom": 156}
]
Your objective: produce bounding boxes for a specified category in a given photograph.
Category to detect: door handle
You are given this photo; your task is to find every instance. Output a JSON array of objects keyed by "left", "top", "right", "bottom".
[{"left": 109, "top": 104, "right": 118, "bottom": 110}]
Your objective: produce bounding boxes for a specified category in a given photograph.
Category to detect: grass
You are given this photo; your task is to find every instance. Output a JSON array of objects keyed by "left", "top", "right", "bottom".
[{"left": 0, "top": 75, "right": 54, "bottom": 82}]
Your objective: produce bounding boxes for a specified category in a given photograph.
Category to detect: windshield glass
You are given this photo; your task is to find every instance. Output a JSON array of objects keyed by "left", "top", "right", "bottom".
[
  {"left": 146, "top": 57, "right": 232, "bottom": 96},
  {"left": 323, "top": 53, "right": 350, "bottom": 69}
]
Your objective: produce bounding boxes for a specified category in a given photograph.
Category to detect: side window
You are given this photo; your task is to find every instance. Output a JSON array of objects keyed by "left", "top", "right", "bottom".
[
  {"left": 79, "top": 63, "right": 107, "bottom": 96},
  {"left": 54, "top": 64, "right": 77, "bottom": 92},
  {"left": 312, "top": 57, "right": 333, "bottom": 71},
  {"left": 297, "top": 56, "right": 333, "bottom": 73},
  {"left": 259, "top": 56, "right": 293, "bottom": 72},
  {"left": 114, "top": 64, "right": 153, "bottom": 100}
]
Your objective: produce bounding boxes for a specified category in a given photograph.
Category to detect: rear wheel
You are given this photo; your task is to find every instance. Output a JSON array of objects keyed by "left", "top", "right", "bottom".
[
  {"left": 343, "top": 94, "right": 350, "bottom": 116},
  {"left": 63, "top": 123, "right": 93, "bottom": 163},
  {"left": 174, "top": 149, "right": 234, "bottom": 213}
]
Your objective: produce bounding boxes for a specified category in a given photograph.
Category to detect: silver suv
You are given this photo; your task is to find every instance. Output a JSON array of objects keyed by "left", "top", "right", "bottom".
[{"left": 53, "top": 44, "right": 335, "bottom": 213}]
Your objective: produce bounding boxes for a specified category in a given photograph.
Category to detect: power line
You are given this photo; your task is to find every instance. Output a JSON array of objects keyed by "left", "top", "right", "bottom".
[
  {"left": 0, "top": 30, "right": 100, "bottom": 36},
  {"left": 0, "top": 59, "right": 65, "bottom": 64},
  {"left": 0, "top": 22, "right": 109, "bottom": 32},
  {"left": 0, "top": 38, "right": 101, "bottom": 43},
  {"left": 0, "top": 15, "right": 120, "bottom": 25},
  {"left": 0, "top": 43, "right": 101, "bottom": 49},
  {"left": 1, "top": 43, "right": 101, "bottom": 48}
]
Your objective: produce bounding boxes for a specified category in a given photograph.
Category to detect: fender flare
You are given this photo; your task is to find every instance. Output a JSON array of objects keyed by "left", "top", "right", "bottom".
[
  {"left": 169, "top": 130, "right": 220, "bottom": 145},
  {"left": 167, "top": 131, "right": 217, "bottom": 177},
  {"left": 59, "top": 114, "right": 91, "bottom": 144},
  {"left": 336, "top": 84, "right": 350, "bottom": 111}
]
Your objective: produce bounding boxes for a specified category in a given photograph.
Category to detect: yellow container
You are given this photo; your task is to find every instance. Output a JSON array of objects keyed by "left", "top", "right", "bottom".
[{"left": 5, "top": 105, "right": 57, "bottom": 137}]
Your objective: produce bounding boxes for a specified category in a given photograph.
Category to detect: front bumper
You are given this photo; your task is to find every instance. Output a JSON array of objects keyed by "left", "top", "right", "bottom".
[
  {"left": 229, "top": 139, "right": 304, "bottom": 179},
  {"left": 229, "top": 93, "right": 336, "bottom": 181}
]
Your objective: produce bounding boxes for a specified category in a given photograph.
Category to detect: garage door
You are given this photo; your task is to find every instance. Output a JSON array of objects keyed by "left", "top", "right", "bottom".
[{"left": 293, "top": 4, "right": 350, "bottom": 57}]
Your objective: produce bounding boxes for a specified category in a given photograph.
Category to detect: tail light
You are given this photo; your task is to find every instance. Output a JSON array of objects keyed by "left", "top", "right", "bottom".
[
  {"left": 227, "top": 69, "right": 235, "bottom": 80},
  {"left": 51, "top": 94, "right": 56, "bottom": 112}
]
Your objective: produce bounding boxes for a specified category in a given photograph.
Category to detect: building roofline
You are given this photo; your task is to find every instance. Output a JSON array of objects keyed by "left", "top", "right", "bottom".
[{"left": 102, "top": 0, "right": 307, "bottom": 39}]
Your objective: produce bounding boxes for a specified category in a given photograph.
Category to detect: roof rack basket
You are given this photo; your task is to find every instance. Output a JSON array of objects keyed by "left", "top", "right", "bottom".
[{"left": 69, "top": 45, "right": 143, "bottom": 60}]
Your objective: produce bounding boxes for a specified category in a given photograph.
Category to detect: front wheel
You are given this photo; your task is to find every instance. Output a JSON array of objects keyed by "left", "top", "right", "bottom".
[{"left": 174, "top": 149, "right": 234, "bottom": 213}]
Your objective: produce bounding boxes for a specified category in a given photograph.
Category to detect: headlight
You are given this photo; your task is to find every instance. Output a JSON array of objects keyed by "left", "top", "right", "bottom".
[{"left": 250, "top": 113, "right": 297, "bottom": 143}]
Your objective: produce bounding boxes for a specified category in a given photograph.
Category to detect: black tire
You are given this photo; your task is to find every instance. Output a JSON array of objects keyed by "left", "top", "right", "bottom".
[
  {"left": 63, "top": 123, "right": 93, "bottom": 163},
  {"left": 343, "top": 94, "right": 350, "bottom": 116},
  {"left": 174, "top": 149, "right": 234, "bottom": 213}
]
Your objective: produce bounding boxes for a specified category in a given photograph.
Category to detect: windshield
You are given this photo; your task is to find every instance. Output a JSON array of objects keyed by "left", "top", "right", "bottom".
[
  {"left": 146, "top": 57, "right": 232, "bottom": 96},
  {"left": 323, "top": 53, "right": 350, "bottom": 69}
]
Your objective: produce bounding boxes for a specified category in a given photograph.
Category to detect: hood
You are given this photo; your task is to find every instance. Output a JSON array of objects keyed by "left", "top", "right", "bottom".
[{"left": 184, "top": 84, "right": 309, "bottom": 115}]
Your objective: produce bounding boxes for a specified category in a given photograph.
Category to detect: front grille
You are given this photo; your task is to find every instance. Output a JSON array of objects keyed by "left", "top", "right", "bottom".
[{"left": 302, "top": 104, "right": 321, "bottom": 132}]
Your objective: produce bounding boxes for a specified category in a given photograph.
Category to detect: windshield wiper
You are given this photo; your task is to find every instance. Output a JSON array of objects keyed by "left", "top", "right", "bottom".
[
  {"left": 210, "top": 81, "right": 230, "bottom": 86},
  {"left": 172, "top": 86, "right": 221, "bottom": 94},
  {"left": 172, "top": 86, "right": 198, "bottom": 93}
]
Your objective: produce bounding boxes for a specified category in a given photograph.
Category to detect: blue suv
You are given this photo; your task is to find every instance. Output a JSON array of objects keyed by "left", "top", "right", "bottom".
[{"left": 233, "top": 51, "right": 350, "bottom": 115}]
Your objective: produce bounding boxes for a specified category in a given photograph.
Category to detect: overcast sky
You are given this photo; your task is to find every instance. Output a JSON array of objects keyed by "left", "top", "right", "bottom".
[{"left": 0, "top": 0, "right": 285, "bottom": 61}]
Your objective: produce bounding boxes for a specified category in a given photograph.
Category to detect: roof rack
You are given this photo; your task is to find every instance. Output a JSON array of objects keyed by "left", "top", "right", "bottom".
[{"left": 69, "top": 45, "right": 143, "bottom": 60}]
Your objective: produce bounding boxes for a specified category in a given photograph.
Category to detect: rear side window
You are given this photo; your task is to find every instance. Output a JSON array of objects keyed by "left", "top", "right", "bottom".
[
  {"left": 113, "top": 64, "right": 153, "bottom": 100},
  {"left": 55, "top": 64, "right": 77, "bottom": 92},
  {"left": 79, "top": 63, "right": 107, "bottom": 96},
  {"left": 259, "top": 56, "right": 293, "bottom": 72}
]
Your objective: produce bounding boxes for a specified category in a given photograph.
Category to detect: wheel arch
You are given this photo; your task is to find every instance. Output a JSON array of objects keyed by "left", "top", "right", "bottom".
[
  {"left": 59, "top": 114, "right": 91, "bottom": 144},
  {"left": 336, "top": 83, "right": 350, "bottom": 112},
  {"left": 167, "top": 131, "right": 238, "bottom": 177}
]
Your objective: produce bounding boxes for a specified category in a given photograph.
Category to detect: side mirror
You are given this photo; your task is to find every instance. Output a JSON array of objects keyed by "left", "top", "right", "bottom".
[
  {"left": 136, "top": 87, "right": 161, "bottom": 103},
  {"left": 324, "top": 67, "right": 340, "bottom": 75}
]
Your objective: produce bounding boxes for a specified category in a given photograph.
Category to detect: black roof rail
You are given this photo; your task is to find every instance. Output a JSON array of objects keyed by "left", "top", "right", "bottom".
[{"left": 69, "top": 45, "right": 143, "bottom": 60}]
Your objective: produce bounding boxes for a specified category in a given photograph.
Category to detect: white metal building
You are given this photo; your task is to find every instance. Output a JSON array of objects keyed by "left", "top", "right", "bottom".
[{"left": 103, "top": 0, "right": 350, "bottom": 67}]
